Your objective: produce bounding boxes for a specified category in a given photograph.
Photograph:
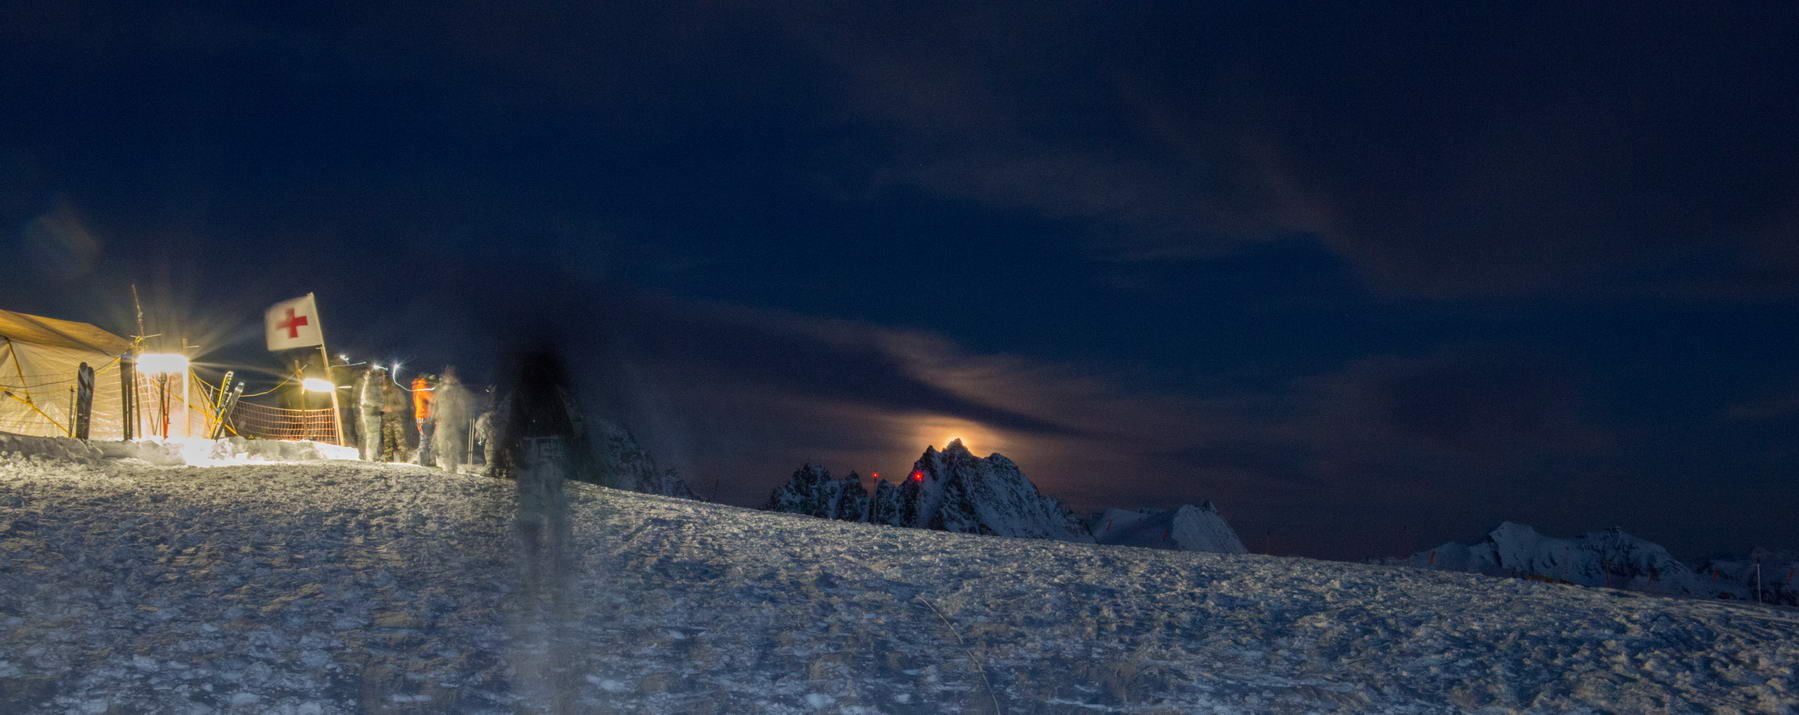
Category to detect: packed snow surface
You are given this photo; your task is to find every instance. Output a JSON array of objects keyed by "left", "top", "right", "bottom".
[{"left": 3, "top": 439, "right": 1798, "bottom": 713}]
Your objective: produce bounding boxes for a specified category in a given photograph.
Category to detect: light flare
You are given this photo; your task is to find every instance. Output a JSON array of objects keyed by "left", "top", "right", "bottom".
[{"left": 136, "top": 353, "right": 190, "bottom": 375}]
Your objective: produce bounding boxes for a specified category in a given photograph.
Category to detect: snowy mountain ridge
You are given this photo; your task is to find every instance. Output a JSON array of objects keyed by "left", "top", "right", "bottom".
[
  {"left": 587, "top": 420, "right": 698, "bottom": 500},
  {"left": 767, "top": 440, "right": 1092, "bottom": 541},
  {"left": 883, "top": 441, "right": 1091, "bottom": 542},
  {"left": 760, "top": 463, "right": 868, "bottom": 521},
  {"left": 1698, "top": 548, "right": 1799, "bottom": 606},
  {"left": 1399, "top": 520, "right": 1799, "bottom": 605},
  {"left": 764, "top": 440, "right": 1247, "bottom": 551},
  {"left": 1087, "top": 503, "right": 1248, "bottom": 554}
]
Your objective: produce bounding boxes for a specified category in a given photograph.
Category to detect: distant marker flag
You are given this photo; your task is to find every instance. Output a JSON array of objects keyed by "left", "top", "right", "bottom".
[{"left": 265, "top": 294, "right": 325, "bottom": 352}]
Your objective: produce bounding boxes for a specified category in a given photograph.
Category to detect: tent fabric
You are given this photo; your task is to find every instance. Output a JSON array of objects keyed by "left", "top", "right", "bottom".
[
  {"left": 0, "top": 310, "right": 133, "bottom": 438},
  {"left": 0, "top": 309, "right": 131, "bottom": 355}
]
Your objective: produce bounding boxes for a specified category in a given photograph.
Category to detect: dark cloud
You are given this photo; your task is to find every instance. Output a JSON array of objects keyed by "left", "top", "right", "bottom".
[
  {"left": 774, "top": 3, "right": 1799, "bottom": 297},
  {"left": 1293, "top": 348, "right": 1609, "bottom": 464},
  {"left": 573, "top": 295, "right": 1089, "bottom": 441}
]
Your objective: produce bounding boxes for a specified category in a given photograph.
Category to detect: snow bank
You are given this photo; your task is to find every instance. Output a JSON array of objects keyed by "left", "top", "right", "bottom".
[
  {"left": 0, "top": 433, "right": 108, "bottom": 463},
  {"left": 113, "top": 437, "right": 358, "bottom": 466},
  {"left": 2, "top": 447, "right": 1797, "bottom": 712},
  {"left": 0, "top": 434, "right": 356, "bottom": 467}
]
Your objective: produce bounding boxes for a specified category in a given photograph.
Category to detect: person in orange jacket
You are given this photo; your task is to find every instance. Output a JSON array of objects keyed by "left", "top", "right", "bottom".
[
  {"left": 412, "top": 374, "right": 436, "bottom": 465},
  {"left": 412, "top": 376, "right": 435, "bottom": 428}
]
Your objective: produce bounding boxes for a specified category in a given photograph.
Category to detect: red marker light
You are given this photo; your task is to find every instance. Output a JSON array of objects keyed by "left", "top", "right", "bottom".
[
  {"left": 871, "top": 472, "right": 879, "bottom": 478},
  {"left": 911, "top": 471, "right": 924, "bottom": 480}
]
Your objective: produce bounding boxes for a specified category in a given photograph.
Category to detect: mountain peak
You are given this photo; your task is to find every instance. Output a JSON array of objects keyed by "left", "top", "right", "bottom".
[
  {"left": 1090, "top": 503, "right": 1247, "bottom": 554},
  {"left": 774, "top": 442, "right": 1091, "bottom": 543},
  {"left": 936, "top": 439, "right": 979, "bottom": 461}
]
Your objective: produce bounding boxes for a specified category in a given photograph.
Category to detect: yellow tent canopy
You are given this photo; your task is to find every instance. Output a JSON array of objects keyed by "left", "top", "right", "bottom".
[{"left": 0, "top": 309, "right": 131, "bottom": 355}]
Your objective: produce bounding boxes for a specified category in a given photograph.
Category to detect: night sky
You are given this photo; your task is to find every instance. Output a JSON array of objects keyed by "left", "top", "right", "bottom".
[{"left": 5, "top": 3, "right": 1798, "bottom": 561}]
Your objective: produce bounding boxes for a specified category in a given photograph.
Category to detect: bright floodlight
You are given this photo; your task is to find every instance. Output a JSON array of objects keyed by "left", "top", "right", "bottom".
[
  {"left": 137, "top": 353, "right": 190, "bottom": 375},
  {"left": 301, "top": 377, "right": 336, "bottom": 393}
]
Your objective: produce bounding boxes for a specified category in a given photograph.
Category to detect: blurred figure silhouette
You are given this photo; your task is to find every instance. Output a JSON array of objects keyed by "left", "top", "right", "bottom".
[
  {"left": 493, "top": 346, "right": 582, "bottom": 574},
  {"left": 492, "top": 345, "right": 584, "bottom": 715},
  {"left": 378, "top": 376, "right": 409, "bottom": 462},
  {"left": 431, "top": 367, "right": 472, "bottom": 472},
  {"left": 473, "top": 404, "right": 497, "bottom": 471},
  {"left": 353, "top": 365, "right": 386, "bottom": 461}
]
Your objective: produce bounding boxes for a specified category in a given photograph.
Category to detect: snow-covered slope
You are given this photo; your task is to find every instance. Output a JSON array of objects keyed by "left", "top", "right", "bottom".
[
  {"left": 4, "top": 438, "right": 1798, "bottom": 712},
  {"left": 1089, "top": 503, "right": 1248, "bottom": 554},
  {"left": 1403, "top": 521, "right": 1712, "bottom": 596}
]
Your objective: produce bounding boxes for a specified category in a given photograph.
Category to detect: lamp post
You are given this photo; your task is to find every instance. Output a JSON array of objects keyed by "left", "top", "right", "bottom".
[
  {"left": 137, "top": 353, "right": 189, "bottom": 439},
  {"left": 302, "top": 378, "right": 337, "bottom": 442}
]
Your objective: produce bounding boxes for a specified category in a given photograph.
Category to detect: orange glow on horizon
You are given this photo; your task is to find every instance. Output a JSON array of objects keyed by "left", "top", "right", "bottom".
[{"left": 910, "top": 416, "right": 1001, "bottom": 455}]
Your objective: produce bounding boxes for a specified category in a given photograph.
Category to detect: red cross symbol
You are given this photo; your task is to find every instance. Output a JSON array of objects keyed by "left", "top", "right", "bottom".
[{"left": 276, "top": 308, "right": 309, "bottom": 339}]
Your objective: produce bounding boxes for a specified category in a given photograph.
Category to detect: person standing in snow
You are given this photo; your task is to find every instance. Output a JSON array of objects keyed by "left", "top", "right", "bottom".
[
  {"left": 473, "top": 405, "right": 496, "bottom": 472},
  {"left": 412, "top": 373, "right": 436, "bottom": 466},
  {"left": 378, "top": 375, "right": 410, "bottom": 462},
  {"left": 494, "top": 346, "right": 581, "bottom": 579},
  {"left": 431, "top": 367, "right": 472, "bottom": 472},
  {"left": 354, "top": 365, "right": 386, "bottom": 461}
]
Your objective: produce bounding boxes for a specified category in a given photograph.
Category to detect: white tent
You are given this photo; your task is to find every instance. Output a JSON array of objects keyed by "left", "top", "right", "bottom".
[{"left": 0, "top": 309, "right": 134, "bottom": 438}]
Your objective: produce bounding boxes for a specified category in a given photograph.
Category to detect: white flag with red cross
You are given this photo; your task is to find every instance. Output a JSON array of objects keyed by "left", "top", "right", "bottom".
[{"left": 265, "top": 294, "right": 325, "bottom": 352}]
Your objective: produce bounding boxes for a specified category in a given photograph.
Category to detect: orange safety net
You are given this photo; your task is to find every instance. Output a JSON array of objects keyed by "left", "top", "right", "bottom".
[
  {"left": 224, "top": 400, "right": 340, "bottom": 443},
  {"left": 196, "top": 380, "right": 341, "bottom": 444}
]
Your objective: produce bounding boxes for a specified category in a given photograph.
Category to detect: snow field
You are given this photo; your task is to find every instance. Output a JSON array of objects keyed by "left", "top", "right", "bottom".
[{"left": 2, "top": 441, "right": 1797, "bottom": 713}]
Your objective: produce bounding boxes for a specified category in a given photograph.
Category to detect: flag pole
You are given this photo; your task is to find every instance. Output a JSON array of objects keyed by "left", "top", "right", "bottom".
[{"left": 310, "top": 292, "right": 348, "bottom": 446}]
